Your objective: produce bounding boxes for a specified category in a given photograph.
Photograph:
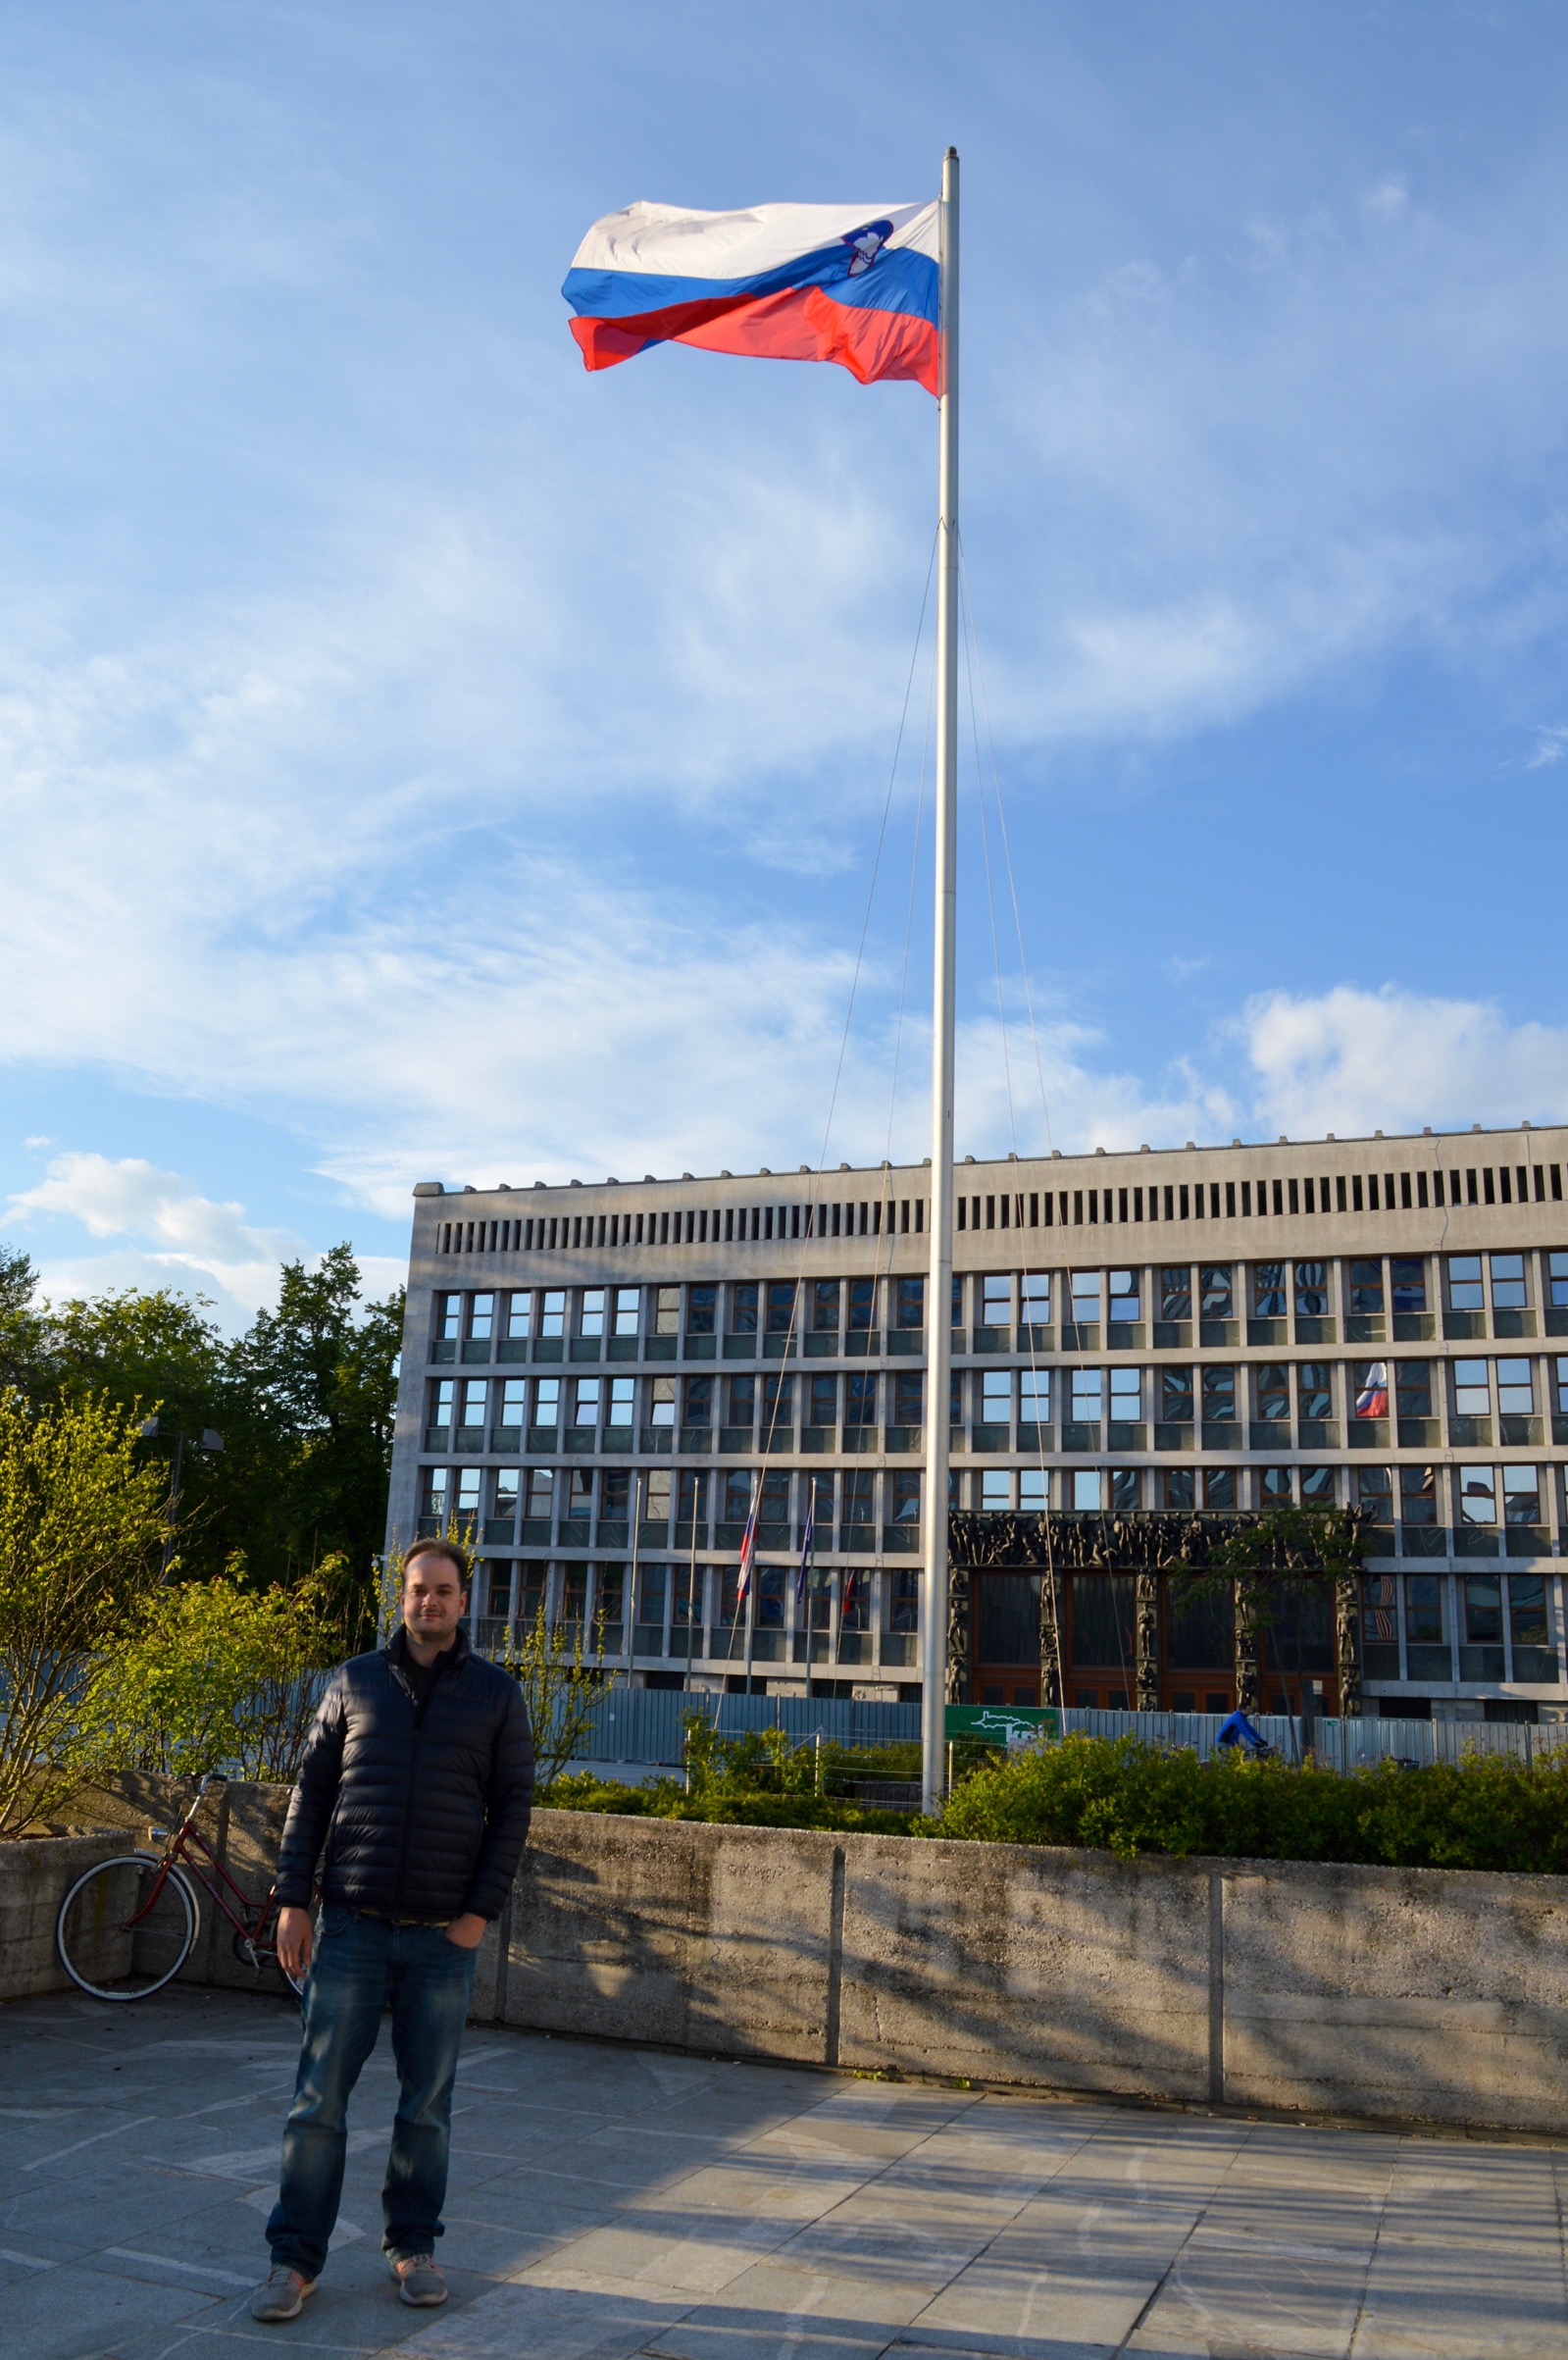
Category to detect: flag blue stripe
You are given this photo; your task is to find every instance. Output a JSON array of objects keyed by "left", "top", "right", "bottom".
[{"left": 563, "top": 245, "right": 937, "bottom": 327}]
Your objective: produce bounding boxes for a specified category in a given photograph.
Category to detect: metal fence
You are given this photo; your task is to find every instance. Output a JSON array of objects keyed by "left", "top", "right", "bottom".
[{"left": 558, "top": 1689, "right": 1562, "bottom": 1773}]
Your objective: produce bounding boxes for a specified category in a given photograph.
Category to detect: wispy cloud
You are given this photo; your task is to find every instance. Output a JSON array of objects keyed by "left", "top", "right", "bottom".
[{"left": 7, "top": 1153, "right": 303, "bottom": 1319}]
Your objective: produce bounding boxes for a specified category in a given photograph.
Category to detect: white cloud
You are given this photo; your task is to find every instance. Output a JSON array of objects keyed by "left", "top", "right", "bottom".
[
  {"left": 1238, "top": 987, "right": 1568, "bottom": 1140},
  {"left": 7, "top": 1153, "right": 302, "bottom": 1319},
  {"left": 1527, "top": 726, "right": 1568, "bottom": 769}
]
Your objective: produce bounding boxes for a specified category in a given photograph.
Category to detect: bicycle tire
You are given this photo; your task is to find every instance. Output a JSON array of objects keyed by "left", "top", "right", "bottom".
[{"left": 57, "top": 1853, "right": 198, "bottom": 2001}]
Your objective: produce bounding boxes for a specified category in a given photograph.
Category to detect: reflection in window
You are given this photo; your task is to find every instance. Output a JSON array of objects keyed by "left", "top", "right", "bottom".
[
  {"left": 612, "top": 1287, "right": 639, "bottom": 1336},
  {"left": 845, "top": 1373, "right": 877, "bottom": 1428},
  {"left": 468, "top": 1293, "right": 494, "bottom": 1341},
  {"left": 1200, "top": 1265, "right": 1233, "bottom": 1319},
  {"left": 1109, "top": 1367, "right": 1140, "bottom": 1420},
  {"left": 1019, "top": 1368, "right": 1049, "bottom": 1421},
  {"left": 1497, "top": 1359, "right": 1534, "bottom": 1413},
  {"left": 1463, "top": 1572, "right": 1502, "bottom": 1642},
  {"left": 540, "top": 1290, "right": 566, "bottom": 1338},
  {"left": 1070, "top": 1573, "right": 1135, "bottom": 1666},
  {"left": 813, "top": 1281, "right": 839, "bottom": 1333},
  {"left": 723, "top": 1468, "right": 753, "bottom": 1524},
  {"left": 1296, "top": 1364, "right": 1332, "bottom": 1419},
  {"left": 686, "top": 1285, "right": 716, "bottom": 1336},
  {"left": 726, "top": 1373, "right": 755, "bottom": 1427},
  {"left": 1163, "top": 1467, "right": 1195, "bottom": 1510},
  {"left": 1400, "top": 1464, "right": 1437, "bottom": 1524},
  {"left": 1510, "top": 1574, "right": 1556, "bottom": 1679},
  {"left": 436, "top": 1294, "right": 462, "bottom": 1343},
  {"left": 1255, "top": 1364, "right": 1290, "bottom": 1421},
  {"left": 848, "top": 1279, "right": 876, "bottom": 1332},
  {"left": 1299, "top": 1466, "right": 1337, "bottom": 1503},
  {"left": 887, "top": 1569, "right": 920, "bottom": 1631},
  {"left": 1349, "top": 1259, "right": 1384, "bottom": 1314},
  {"left": 1160, "top": 1267, "right": 1191, "bottom": 1321},
  {"left": 580, "top": 1289, "right": 606, "bottom": 1338},
  {"left": 1109, "top": 1467, "right": 1140, "bottom": 1513},
  {"left": 683, "top": 1375, "right": 713, "bottom": 1426},
  {"left": 654, "top": 1287, "right": 680, "bottom": 1336},
  {"left": 982, "top": 1469, "right": 1012, "bottom": 1511},
  {"left": 1201, "top": 1365, "right": 1236, "bottom": 1422},
  {"left": 1452, "top": 1360, "right": 1490, "bottom": 1416},
  {"left": 766, "top": 1282, "right": 795, "bottom": 1334},
  {"left": 1162, "top": 1366, "right": 1194, "bottom": 1422},
  {"left": 1550, "top": 1254, "right": 1568, "bottom": 1311},
  {"left": 1258, "top": 1465, "right": 1293, "bottom": 1506},
  {"left": 982, "top": 1369, "right": 1012, "bottom": 1423},
  {"left": 1446, "top": 1256, "right": 1484, "bottom": 1310},
  {"left": 893, "top": 1370, "right": 923, "bottom": 1426},
  {"left": 1362, "top": 1573, "right": 1398, "bottom": 1677},
  {"left": 762, "top": 1373, "right": 792, "bottom": 1432},
  {"left": 890, "top": 1469, "right": 921, "bottom": 1524},
  {"left": 573, "top": 1377, "right": 600, "bottom": 1426},
  {"left": 1020, "top": 1271, "right": 1050, "bottom": 1324},
  {"left": 730, "top": 1283, "right": 758, "bottom": 1335},
  {"left": 1491, "top": 1254, "right": 1527, "bottom": 1309},
  {"left": 1503, "top": 1466, "right": 1542, "bottom": 1525},
  {"left": 648, "top": 1376, "right": 676, "bottom": 1428},
  {"left": 505, "top": 1291, "right": 531, "bottom": 1340},
  {"left": 1110, "top": 1269, "right": 1141, "bottom": 1320},
  {"left": 1294, "top": 1261, "right": 1328, "bottom": 1316},
  {"left": 1202, "top": 1467, "right": 1236, "bottom": 1511},
  {"left": 810, "top": 1373, "right": 837, "bottom": 1428},
  {"left": 454, "top": 1468, "right": 481, "bottom": 1526},
  {"left": 1020, "top": 1467, "right": 1048, "bottom": 1510},
  {"left": 1253, "top": 1263, "right": 1287, "bottom": 1318},
  {"left": 1070, "top": 1271, "right": 1100, "bottom": 1324},
  {"left": 1458, "top": 1465, "right": 1495, "bottom": 1524},
  {"left": 1395, "top": 1362, "right": 1433, "bottom": 1418},
  {"left": 1354, "top": 1465, "right": 1392, "bottom": 1520},
  {"left": 897, "top": 1275, "right": 925, "bottom": 1329},
  {"left": 1071, "top": 1368, "right": 1103, "bottom": 1420},
  {"left": 1391, "top": 1257, "right": 1426, "bottom": 1313},
  {"left": 982, "top": 1273, "right": 1012, "bottom": 1325}
]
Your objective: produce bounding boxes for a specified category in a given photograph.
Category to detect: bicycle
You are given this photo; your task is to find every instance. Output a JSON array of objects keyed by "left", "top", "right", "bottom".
[{"left": 56, "top": 1772, "right": 308, "bottom": 2004}]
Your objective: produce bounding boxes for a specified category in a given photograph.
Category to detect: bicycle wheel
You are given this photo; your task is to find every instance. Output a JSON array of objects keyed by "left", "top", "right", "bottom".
[{"left": 57, "top": 1853, "right": 197, "bottom": 2000}]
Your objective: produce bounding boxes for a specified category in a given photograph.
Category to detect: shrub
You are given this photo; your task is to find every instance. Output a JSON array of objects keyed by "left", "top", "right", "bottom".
[{"left": 935, "top": 1732, "right": 1568, "bottom": 1873}]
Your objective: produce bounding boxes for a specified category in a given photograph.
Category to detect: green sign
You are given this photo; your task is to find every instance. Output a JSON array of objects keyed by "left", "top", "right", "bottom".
[{"left": 944, "top": 1704, "right": 1060, "bottom": 1748}]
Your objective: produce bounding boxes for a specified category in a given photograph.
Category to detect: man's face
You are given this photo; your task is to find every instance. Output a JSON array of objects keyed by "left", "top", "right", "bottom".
[{"left": 403, "top": 1556, "right": 467, "bottom": 1649}]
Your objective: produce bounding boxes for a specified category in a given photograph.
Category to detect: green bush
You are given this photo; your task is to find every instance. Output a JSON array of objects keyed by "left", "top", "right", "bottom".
[
  {"left": 538, "top": 1721, "right": 926, "bottom": 1833},
  {"left": 935, "top": 1732, "right": 1568, "bottom": 1873}
]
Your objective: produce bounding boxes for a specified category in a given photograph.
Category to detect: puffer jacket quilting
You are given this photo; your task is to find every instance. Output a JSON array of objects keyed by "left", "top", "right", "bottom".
[{"left": 274, "top": 1626, "right": 533, "bottom": 1922}]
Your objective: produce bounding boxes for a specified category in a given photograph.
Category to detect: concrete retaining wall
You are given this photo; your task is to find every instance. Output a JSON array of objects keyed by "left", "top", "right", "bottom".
[{"left": 12, "top": 1779, "right": 1568, "bottom": 2134}]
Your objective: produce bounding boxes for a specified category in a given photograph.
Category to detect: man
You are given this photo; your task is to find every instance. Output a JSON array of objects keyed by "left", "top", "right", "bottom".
[
  {"left": 1215, "top": 1705, "right": 1270, "bottom": 1758},
  {"left": 251, "top": 1540, "right": 533, "bottom": 2324}
]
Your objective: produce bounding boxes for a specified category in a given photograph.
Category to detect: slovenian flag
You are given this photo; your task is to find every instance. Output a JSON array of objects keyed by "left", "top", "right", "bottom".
[
  {"left": 563, "top": 200, "right": 939, "bottom": 393},
  {"left": 1355, "top": 1363, "right": 1389, "bottom": 1419},
  {"left": 735, "top": 1484, "right": 759, "bottom": 1607}
]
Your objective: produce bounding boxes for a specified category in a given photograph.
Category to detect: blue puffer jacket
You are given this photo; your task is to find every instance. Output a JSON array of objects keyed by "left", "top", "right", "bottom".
[{"left": 275, "top": 1626, "right": 533, "bottom": 1922}]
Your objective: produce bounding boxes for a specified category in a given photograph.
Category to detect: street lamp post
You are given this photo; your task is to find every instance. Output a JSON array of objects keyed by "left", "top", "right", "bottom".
[{"left": 137, "top": 1415, "right": 225, "bottom": 1576}]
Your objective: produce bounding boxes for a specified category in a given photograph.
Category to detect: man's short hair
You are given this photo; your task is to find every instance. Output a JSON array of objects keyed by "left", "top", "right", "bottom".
[{"left": 403, "top": 1539, "right": 470, "bottom": 1588}]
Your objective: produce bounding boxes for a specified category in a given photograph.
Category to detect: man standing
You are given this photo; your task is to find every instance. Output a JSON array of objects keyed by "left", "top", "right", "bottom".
[{"left": 251, "top": 1540, "right": 533, "bottom": 2324}]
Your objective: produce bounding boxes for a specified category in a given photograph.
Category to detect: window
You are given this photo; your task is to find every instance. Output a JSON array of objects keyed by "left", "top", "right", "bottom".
[
  {"left": 1109, "top": 1366, "right": 1140, "bottom": 1420},
  {"left": 612, "top": 1286, "right": 639, "bottom": 1336},
  {"left": 1491, "top": 1253, "right": 1527, "bottom": 1309},
  {"left": 983, "top": 1369, "right": 1013, "bottom": 1422},
  {"left": 1259, "top": 1465, "right": 1293, "bottom": 1506},
  {"left": 1169, "top": 1581, "right": 1234, "bottom": 1669},
  {"left": 731, "top": 1283, "right": 758, "bottom": 1335},
  {"left": 762, "top": 1372, "right": 792, "bottom": 1429},
  {"left": 429, "top": 1377, "right": 455, "bottom": 1430},
  {"left": 893, "top": 1370, "right": 923, "bottom": 1425},
  {"left": 1071, "top": 1368, "right": 1102, "bottom": 1420},
  {"left": 454, "top": 1468, "right": 481, "bottom": 1523},
  {"left": 1161, "top": 1366, "right": 1194, "bottom": 1422},
  {"left": 686, "top": 1285, "right": 716, "bottom": 1336},
  {"left": 1550, "top": 1253, "right": 1568, "bottom": 1310},
  {"left": 644, "top": 1468, "right": 673, "bottom": 1524},
  {"left": 1072, "top": 1470, "right": 1103, "bottom": 1511},
  {"left": 1404, "top": 1572, "right": 1446, "bottom": 1651},
  {"left": 1020, "top": 1467, "right": 1048, "bottom": 1509},
  {"left": 1361, "top": 1571, "right": 1398, "bottom": 1674},
  {"left": 981, "top": 1469, "right": 1012, "bottom": 1510},
  {"left": 493, "top": 1466, "right": 521, "bottom": 1519},
  {"left": 1199, "top": 1265, "right": 1232, "bottom": 1319},
  {"left": 435, "top": 1293, "right": 462, "bottom": 1343},
  {"left": 1160, "top": 1266, "right": 1191, "bottom": 1321},
  {"left": 580, "top": 1289, "right": 606, "bottom": 1339},
  {"left": 1070, "top": 1270, "right": 1100, "bottom": 1324},
  {"left": 891, "top": 1469, "right": 921, "bottom": 1523},
  {"left": 724, "top": 1469, "right": 753, "bottom": 1524},
  {"left": 683, "top": 1374, "right": 713, "bottom": 1426},
  {"left": 842, "top": 1470, "right": 874, "bottom": 1527},
  {"left": 636, "top": 1563, "right": 668, "bottom": 1644},
  {"left": 1110, "top": 1268, "right": 1141, "bottom": 1320},
  {"left": 840, "top": 1565, "right": 871, "bottom": 1630},
  {"left": 602, "top": 1469, "right": 630, "bottom": 1519},
  {"left": 982, "top": 1273, "right": 1012, "bottom": 1325},
  {"left": 845, "top": 1372, "right": 877, "bottom": 1428},
  {"left": 727, "top": 1373, "right": 755, "bottom": 1426},
  {"left": 952, "top": 1275, "right": 964, "bottom": 1327},
  {"left": 675, "top": 1470, "right": 706, "bottom": 1529},
  {"left": 1400, "top": 1465, "right": 1437, "bottom": 1525},
  {"left": 813, "top": 1280, "right": 839, "bottom": 1332},
  {"left": 1510, "top": 1574, "right": 1556, "bottom": 1679},
  {"left": 1391, "top": 1257, "right": 1427, "bottom": 1314},
  {"left": 1255, "top": 1365, "right": 1290, "bottom": 1421},
  {"left": 1504, "top": 1466, "right": 1542, "bottom": 1525},
  {"left": 1071, "top": 1572, "right": 1134, "bottom": 1663},
  {"left": 1299, "top": 1466, "right": 1337, "bottom": 1503},
  {"left": 532, "top": 1376, "right": 560, "bottom": 1427},
  {"left": 608, "top": 1375, "right": 634, "bottom": 1425},
  {"left": 766, "top": 1281, "right": 795, "bottom": 1334},
  {"left": 1354, "top": 1465, "right": 1392, "bottom": 1519},
  {"left": 1020, "top": 1271, "right": 1050, "bottom": 1324},
  {"left": 422, "top": 1466, "right": 449, "bottom": 1519},
  {"left": 1109, "top": 1467, "right": 1140, "bottom": 1513},
  {"left": 1294, "top": 1261, "right": 1328, "bottom": 1317},
  {"left": 1253, "top": 1263, "right": 1287, "bottom": 1318},
  {"left": 594, "top": 1565, "right": 626, "bottom": 1644},
  {"left": 1295, "top": 1363, "right": 1332, "bottom": 1419},
  {"left": 887, "top": 1569, "right": 920, "bottom": 1632},
  {"left": 950, "top": 1371, "right": 963, "bottom": 1425},
  {"left": 498, "top": 1378, "right": 526, "bottom": 1429},
  {"left": 525, "top": 1467, "right": 554, "bottom": 1520},
  {"left": 1452, "top": 1360, "right": 1490, "bottom": 1416},
  {"left": 573, "top": 1377, "right": 600, "bottom": 1426},
  {"left": 649, "top": 1376, "right": 677, "bottom": 1428},
  {"left": 1555, "top": 1358, "right": 1568, "bottom": 1415},
  {"left": 1019, "top": 1367, "right": 1050, "bottom": 1420},
  {"left": 1458, "top": 1464, "right": 1495, "bottom": 1524},
  {"left": 1446, "top": 1256, "right": 1484, "bottom": 1311},
  {"left": 756, "top": 1566, "right": 785, "bottom": 1630},
  {"left": 1201, "top": 1365, "right": 1236, "bottom": 1423},
  {"left": 468, "top": 1292, "right": 494, "bottom": 1341},
  {"left": 539, "top": 1290, "right": 566, "bottom": 1339},
  {"left": 1163, "top": 1467, "right": 1195, "bottom": 1509},
  {"left": 810, "top": 1372, "right": 838, "bottom": 1428},
  {"left": 805, "top": 1468, "right": 835, "bottom": 1525},
  {"left": 1496, "top": 1359, "right": 1534, "bottom": 1414},
  {"left": 459, "top": 1379, "right": 487, "bottom": 1432},
  {"left": 568, "top": 1469, "right": 594, "bottom": 1524},
  {"left": 848, "top": 1278, "right": 875, "bottom": 1332},
  {"left": 1349, "top": 1259, "right": 1384, "bottom": 1314},
  {"left": 1203, "top": 1467, "right": 1236, "bottom": 1511},
  {"left": 654, "top": 1287, "right": 680, "bottom": 1336},
  {"left": 504, "top": 1291, "right": 531, "bottom": 1340},
  {"left": 896, "top": 1275, "right": 925, "bottom": 1329},
  {"left": 1463, "top": 1572, "right": 1503, "bottom": 1653},
  {"left": 1395, "top": 1362, "right": 1433, "bottom": 1419}
]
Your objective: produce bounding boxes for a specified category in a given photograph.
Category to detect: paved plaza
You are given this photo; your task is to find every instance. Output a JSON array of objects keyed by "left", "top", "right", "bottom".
[{"left": 1, "top": 1987, "right": 1564, "bottom": 2360}]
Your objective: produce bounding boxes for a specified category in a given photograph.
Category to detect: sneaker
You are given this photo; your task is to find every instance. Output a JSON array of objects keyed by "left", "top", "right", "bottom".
[
  {"left": 391, "top": 2254, "right": 448, "bottom": 2307},
  {"left": 250, "top": 2265, "right": 317, "bottom": 2323}
]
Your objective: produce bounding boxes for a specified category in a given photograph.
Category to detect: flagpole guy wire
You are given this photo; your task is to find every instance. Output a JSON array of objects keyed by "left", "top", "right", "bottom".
[{"left": 921, "top": 145, "right": 959, "bottom": 1818}]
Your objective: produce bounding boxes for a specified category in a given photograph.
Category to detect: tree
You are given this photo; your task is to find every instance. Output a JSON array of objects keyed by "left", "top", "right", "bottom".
[
  {"left": 0, "top": 1389, "right": 170, "bottom": 1835},
  {"left": 1175, "top": 1505, "right": 1366, "bottom": 1759},
  {"left": 0, "top": 1246, "right": 49, "bottom": 1400}
]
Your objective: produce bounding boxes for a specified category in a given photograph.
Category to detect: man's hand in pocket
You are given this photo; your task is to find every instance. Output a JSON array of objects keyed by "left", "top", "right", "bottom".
[{"left": 443, "top": 1912, "right": 487, "bottom": 1950}]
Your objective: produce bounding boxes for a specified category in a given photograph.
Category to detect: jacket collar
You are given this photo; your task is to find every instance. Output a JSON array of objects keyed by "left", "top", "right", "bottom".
[{"left": 386, "top": 1621, "right": 472, "bottom": 1688}]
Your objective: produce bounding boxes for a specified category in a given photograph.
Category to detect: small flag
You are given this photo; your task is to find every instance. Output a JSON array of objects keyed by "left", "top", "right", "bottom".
[
  {"left": 563, "top": 199, "right": 939, "bottom": 392},
  {"left": 795, "top": 1490, "right": 815, "bottom": 1609},
  {"left": 1355, "top": 1362, "right": 1389, "bottom": 1419},
  {"left": 841, "top": 1566, "right": 857, "bottom": 1620},
  {"left": 735, "top": 1487, "right": 758, "bottom": 1607}
]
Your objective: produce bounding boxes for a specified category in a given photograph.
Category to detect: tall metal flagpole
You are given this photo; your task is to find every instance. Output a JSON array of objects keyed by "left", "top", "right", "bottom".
[{"left": 921, "top": 147, "right": 959, "bottom": 1818}]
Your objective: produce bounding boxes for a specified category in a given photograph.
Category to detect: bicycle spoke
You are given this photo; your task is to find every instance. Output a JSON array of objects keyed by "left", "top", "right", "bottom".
[{"left": 57, "top": 1856, "right": 196, "bottom": 2001}]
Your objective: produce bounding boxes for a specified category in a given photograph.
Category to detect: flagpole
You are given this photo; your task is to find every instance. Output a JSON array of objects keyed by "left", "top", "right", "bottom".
[{"left": 921, "top": 146, "right": 959, "bottom": 1818}]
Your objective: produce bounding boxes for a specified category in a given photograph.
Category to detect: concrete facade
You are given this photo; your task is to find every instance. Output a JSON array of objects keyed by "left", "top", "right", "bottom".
[
  {"left": 386, "top": 1123, "right": 1568, "bottom": 1722},
  {"left": 19, "top": 1787, "right": 1568, "bottom": 2136}
]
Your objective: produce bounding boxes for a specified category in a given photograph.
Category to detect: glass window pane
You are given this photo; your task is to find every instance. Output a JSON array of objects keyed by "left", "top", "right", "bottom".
[
  {"left": 1072, "top": 1469, "right": 1103, "bottom": 1512},
  {"left": 813, "top": 1281, "right": 840, "bottom": 1332},
  {"left": 1201, "top": 1365, "right": 1235, "bottom": 1421},
  {"left": 1256, "top": 1364, "right": 1290, "bottom": 1418},
  {"left": 1294, "top": 1261, "right": 1328, "bottom": 1316},
  {"left": 1349, "top": 1259, "right": 1385, "bottom": 1314},
  {"left": 580, "top": 1289, "right": 606, "bottom": 1338},
  {"left": 1490, "top": 1253, "right": 1527, "bottom": 1309},
  {"left": 1458, "top": 1464, "right": 1495, "bottom": 1523},
  {"left": 897, "top": 1274, "right": 925, "bottom": 1329},
  {"left": 1160, "top": 1266, "right": 1191, "bottom": 1321},
  {"left": 1391, "top": 1257, "right": 1427, "bottom": 1313},
  {"left": 1503, "top": 1465, "right": 1542, "bottom": 1523},
  {"left": 539, "top": 1290, "right": 566, "bottom": 1338},
  {"left": 1020, "top": 1271, "right": 1050, "bottom": 1322},
  {"left": 1253, "top": 1263, "right": 1287, "bottom": 1318},
  {"left": 1199, "top": 1265, "right": 1232, "bottom": 1318},
  {"left": 1162, "top": 1366, "right": 1194, "bottom": 1420},
  {"left": 686, "top": 1285, "right": 716, "bottom": 1335},
  {"left": 1071, "top": 1368, "right": 1102, "bottom": 1418},
  {"left": 848, "top": 1279, "right": 875, "bottom": 1331},
  {"left": 1071, "top": 1271, "right": 1100, "bottom": 1322},
  {"left": 1110, "top": 1269, "right": 1141, "bottom": 1318},
  {"left": 1496, "top": 1359, "right": 1534, "bottom": 1412},
  {"left": 612, "top": 1287, "right": 639, "bottom": 1335},
  {"left": 982, "top": 1274, "right": 1012, "bottom": 1322},
  {"left": 1447, "top": 1255, "right": 1484, "bottom": 1310},
  {"left": 730, "top": 1283, "right": 758, "bottom": 1334},
  {"left": 1452, "top": 1360, "right": 1490, "bottom": 1416}
]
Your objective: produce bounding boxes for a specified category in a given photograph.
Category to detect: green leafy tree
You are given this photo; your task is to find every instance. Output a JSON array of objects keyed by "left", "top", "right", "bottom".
[
  {"left": 1175, "top": 1505, "right": 1365, "bottom": 1759},
  {"left": 0, "top": 1389, "right": 169, "bottom": 1834},
  {"left": 0, "top": 1246, "right": 49, "bottom": 1399}
]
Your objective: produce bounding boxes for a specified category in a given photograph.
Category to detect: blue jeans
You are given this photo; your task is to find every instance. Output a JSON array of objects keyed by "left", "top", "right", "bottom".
[{"left": 266, "top": 1908, "right": 478, "bottom": 2278}]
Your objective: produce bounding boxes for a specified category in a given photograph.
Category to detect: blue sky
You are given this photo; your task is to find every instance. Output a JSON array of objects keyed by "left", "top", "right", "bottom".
[{"left": 3, "top": 0, "right": 1568, "bottom": 1325}]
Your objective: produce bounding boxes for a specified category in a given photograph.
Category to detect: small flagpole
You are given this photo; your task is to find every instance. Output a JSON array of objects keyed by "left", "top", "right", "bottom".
[{"left": 921, "top": 147, "right": 959, "bottom": 1818}]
